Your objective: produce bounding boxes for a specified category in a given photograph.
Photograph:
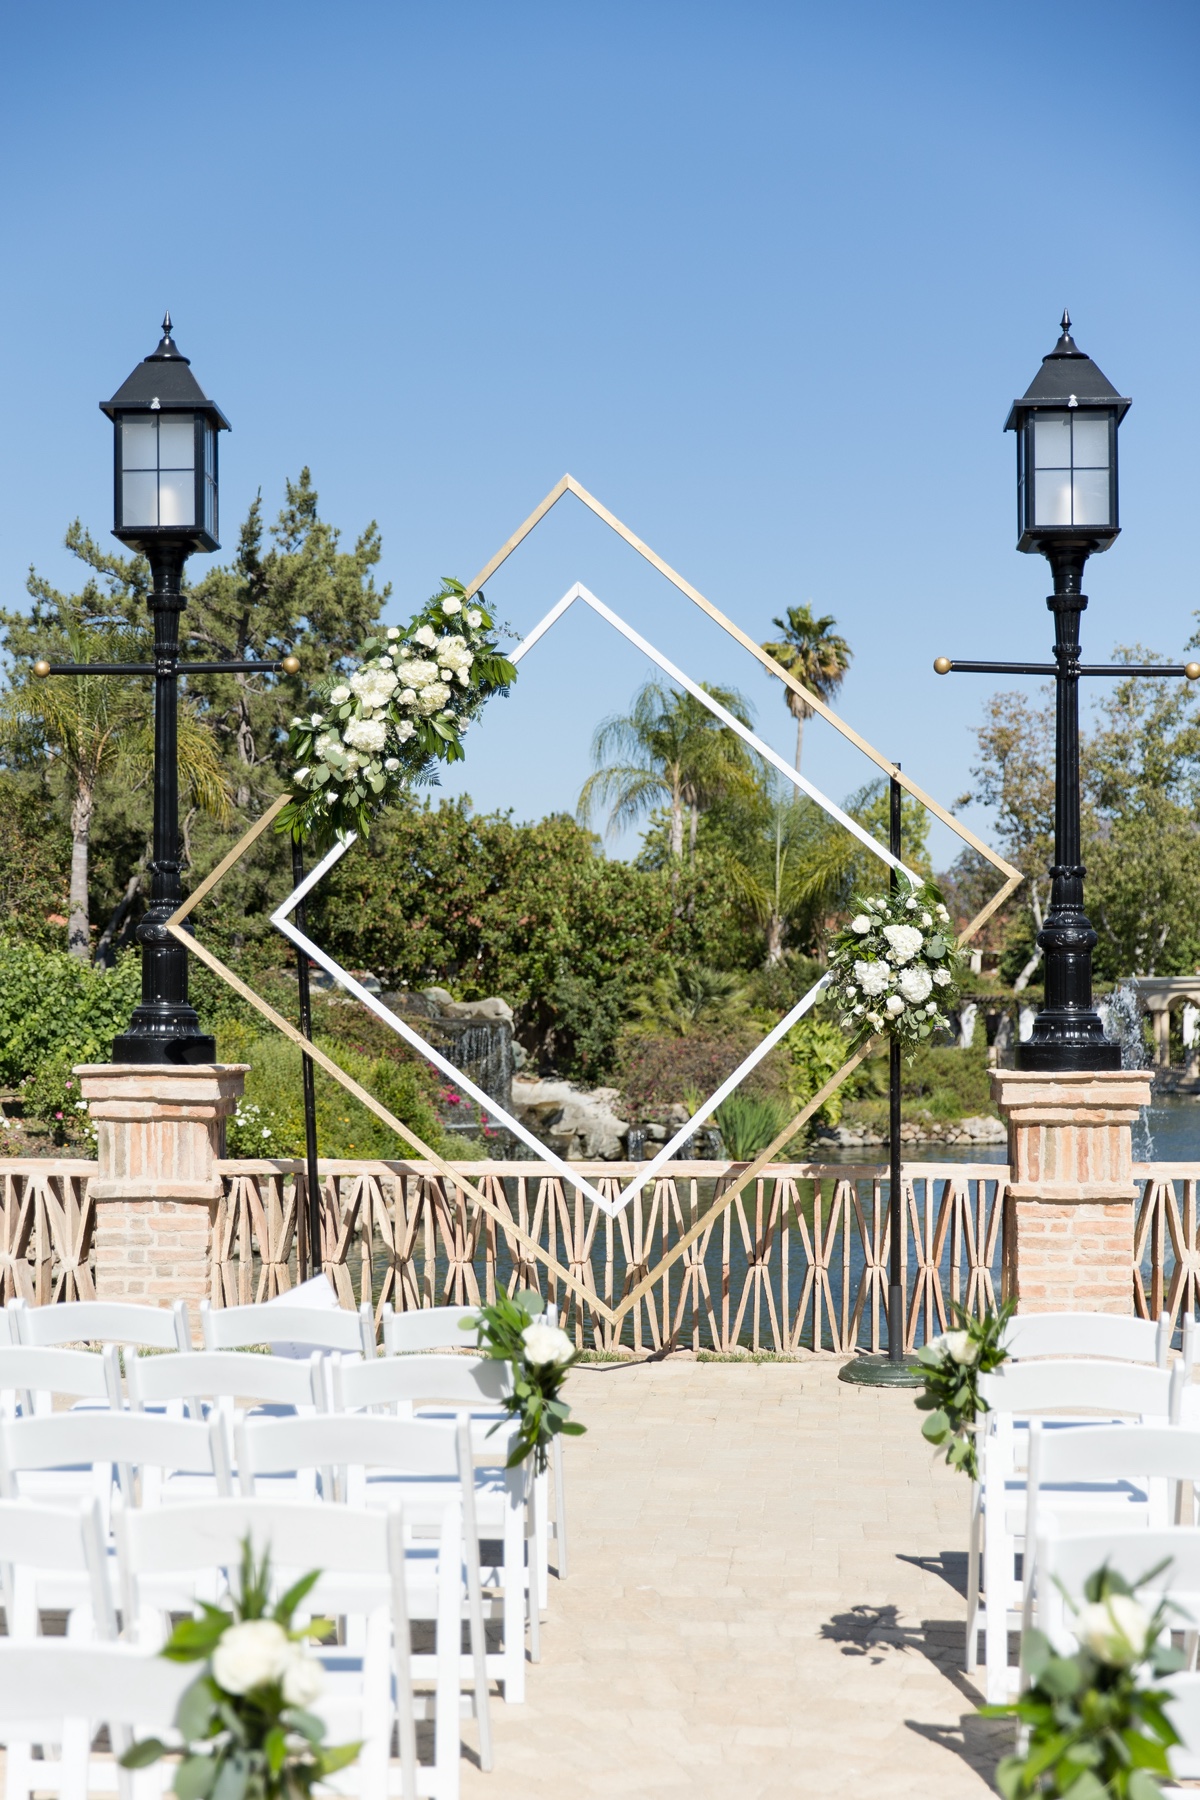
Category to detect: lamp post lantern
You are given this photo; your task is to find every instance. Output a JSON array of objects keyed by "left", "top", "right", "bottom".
[
  {"left": 35, "top": 317, "right": 299, "bottom": 1064},
  {"left": 936, "top": 314, "right": 1199, "bottom": 1072}
]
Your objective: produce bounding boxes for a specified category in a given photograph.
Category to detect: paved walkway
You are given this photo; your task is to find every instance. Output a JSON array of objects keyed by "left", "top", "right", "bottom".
[{"left": 466, "top": 1358, "right": 1007, "bottom": 1798}]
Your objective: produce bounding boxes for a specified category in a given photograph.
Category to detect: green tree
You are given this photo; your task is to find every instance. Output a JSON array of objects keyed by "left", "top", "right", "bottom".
[
  {"left": 577, "top": 679, "right": 758, "bottom": 864},
  {"left": 761, "top": 603, "right": 853, "bottom": 771},
  {"left": 710, "top": 777, "right": 823, "bottom": 966}
]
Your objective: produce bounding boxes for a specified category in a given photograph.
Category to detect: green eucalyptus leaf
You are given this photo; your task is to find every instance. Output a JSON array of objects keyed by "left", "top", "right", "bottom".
[
  {"left": 119, "top": 1738, "right": 169, "bottom": 1770},
  {"left": 174, "top": 1755, "right": 219, "bottom": 1800}
]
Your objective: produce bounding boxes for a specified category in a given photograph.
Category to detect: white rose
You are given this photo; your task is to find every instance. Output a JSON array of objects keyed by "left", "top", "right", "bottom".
[
  {"left": 329, "top": 685, "right": 351, "bottom": 704},
  {"left": 310, "top": 713, "right": 324, "bottom": 726},
  {"left": 280, "top": 1648, "right": 325, "bottom": 1707},
  {"left": 936, "top": 905, "right": 950, "bottom": 923},
  {"left": 414, "top": 625, "right": 438, "bottom": 648},
  {"left": 386, "top": 626, "right": 401, "bottom": 640},
  {"left": 897, "top": 967, "right": 933, "bottom": 1005},
  {"left": 395, "top": 720, "right": 416, "bottom": 742},
  {"left": 905, "top": 897, "right": 918, "bottom": 910},
  {"left": 882, "top": 923, "right": 924, "bottom": 965},
  {"left": 885, "top": 994, "right": 905, "bottom": 1016},
  {"left": 868, "top": 1013, "right": 883, "bottom": 1030},
  {"left": 399, "top": 688, "right": 417, "bottom": 705},
  {"left": 290, "top": 716, "right": 303, "bottom": 727},
  {"left": 926, "top": 1333, "right": 950, "bottom": 1362},
  {"left": 521, "top": 1322, "right": 575, "bottom": 1367},
  {"left": 850, "top": 915, "right": 872, "bottom": 934},
  {"left": 921, "top": 912, "right": 932, "bottom": 927},
  {"left": 466, "top": 609, "right": 483, "bottom": 628},
  {"left": 293, "top": 767, "right": 310, "bottom": 786},
  {"left": 1077, "top": 1594, "right": 1151, "bottom": 1667},
  {"left": 384, "top": 757, "right": 400, "bottom": 771},
  {"left": 854, "top": 960, "right": 891, "bottom": 998},
  {"left": 942, "top": 1330, "right": 979, "bottom": 1367},
  {"left": 925, "top": 1002, "right": 938, "bottom": 1014},
  {"left": 378, "top": 655, "right": 393, "bottom": 667},
  {"left": 212, "top": 1619, "right": 292, "bottom": 1695},
  {"left": 441, "top": 596, "right": 462, "bottom": 614},
  {"left": 457, "top": 668, "right": 470, "bottom": 684},
  {"left": 933, "top": 968, "right": 952, "bottom": 987},
  {"left": 853, "top": 1004, "right": 864, "bottom": 1015}
]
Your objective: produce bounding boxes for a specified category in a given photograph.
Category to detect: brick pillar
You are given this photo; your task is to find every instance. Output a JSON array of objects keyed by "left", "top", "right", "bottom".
[
  {"left": 75, "top": 1064, "right": 247, "bottom": 1310},
  {"left": 991, "top": 1067, "right": 1153, "bottom": 1315}
]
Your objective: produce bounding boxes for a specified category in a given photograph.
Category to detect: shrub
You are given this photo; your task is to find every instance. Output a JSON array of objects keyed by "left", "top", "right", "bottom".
[
  {"left": 714, "top": 1091, "right": 792, "bottom": 1160},
  {"left": 0, "top": 937, "right": 142, "bottom": 1089},
  {"left": 616, "top": 1031, "right": 758, "bottom": 1121}
]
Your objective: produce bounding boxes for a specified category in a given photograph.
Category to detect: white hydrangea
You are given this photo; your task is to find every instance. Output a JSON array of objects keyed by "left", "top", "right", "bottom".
[
  {"left": 344, "top": 716, "right": 388, "bottom": 753},
  {"left": 854, "top": 960, "right": 891, "bottom": 997},
  {"left": 395, "top": 720, "right": 416, "bottom": 742},
  {"left": 436, "top": 635, "right": 473, "bottom": 675},
  {"left": 402, "top": 659, "right": 440, "bottom": 689},
  {"left": 349, "top": 667, "right": 398, "bottom": 710},
  {"left": 314, "top": 732, "right": 341, "bottom": 760},
  {"left": 329, "top": 685, "right": 351, "bottom": 704},
  {"left": 882, "top": 923, "right": 924, "bottom": 964},
  {"left": 418, "top": 682, "right": 452, "bottom": 712},
  {"left": 398, "top": 688, "right": 416, "bottom": 705},
  {"left": 897, "top": 967, "right": 933, "bottom": 1005}
]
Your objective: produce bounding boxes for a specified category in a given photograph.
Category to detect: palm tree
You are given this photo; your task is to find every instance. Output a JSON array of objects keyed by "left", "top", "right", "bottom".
[
  {"left": 577, "top": 679, "right": 758, "bottom": 863},
  {"left": 716, "top": 779, "right": 826, "bottom": 966},
  {"left": 761, "top": 603, "right": 853, "bottom": 771},
  {"left": 1, "top": 614, "right": 231, "bottom": 961},
  {"left": 627, "top": 964, "right": 751, "bottom": 1037}
]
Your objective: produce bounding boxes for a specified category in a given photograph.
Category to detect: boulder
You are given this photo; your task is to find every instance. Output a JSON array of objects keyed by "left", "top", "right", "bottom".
[
  {"left": 511, "top": 1077, "right": 630, "bottom": 1161},
  {"left": 422, "top": 988, "right": 514, "bottom": 1023}
]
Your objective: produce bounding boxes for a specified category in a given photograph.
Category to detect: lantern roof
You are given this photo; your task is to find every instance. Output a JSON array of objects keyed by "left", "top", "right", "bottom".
[
  {"left": 1004, "top": 312, "right": 1131, "bottom": 431},
  {"left": 100, "top": 314, "right": 231, "bottom": 429}
]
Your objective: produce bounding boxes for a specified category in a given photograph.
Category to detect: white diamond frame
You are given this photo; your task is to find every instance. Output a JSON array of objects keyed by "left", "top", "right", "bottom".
[{"left": 269, "top": 580, "right": 918, "bottom": 1220}]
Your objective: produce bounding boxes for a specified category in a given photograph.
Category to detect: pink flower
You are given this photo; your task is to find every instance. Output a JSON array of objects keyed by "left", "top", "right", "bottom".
[{"left": 55, "top": 1111, "right": 63, "bottom": 1120}]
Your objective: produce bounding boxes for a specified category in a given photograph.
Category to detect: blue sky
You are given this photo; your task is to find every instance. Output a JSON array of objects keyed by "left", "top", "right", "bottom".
[{"left": 1, "top": 2, "right": 1198, "bottom": 871}]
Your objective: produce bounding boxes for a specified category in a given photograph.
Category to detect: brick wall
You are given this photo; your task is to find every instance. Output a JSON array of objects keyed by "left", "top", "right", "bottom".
[
  {"left": 1003, "top": 1195, "right": 1134, "bottom": 1314},
  {"left": 91, "top": 1197, "right": 215, "bottom": 1312}
]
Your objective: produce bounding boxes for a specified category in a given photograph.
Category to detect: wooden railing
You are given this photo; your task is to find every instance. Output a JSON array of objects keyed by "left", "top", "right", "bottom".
[{"left": 3, "top": 1157, "right": 1197, "bottom": 1353}]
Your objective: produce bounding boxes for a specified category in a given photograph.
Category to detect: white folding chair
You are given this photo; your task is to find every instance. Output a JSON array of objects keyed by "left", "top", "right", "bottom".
[
  {"left": 0, "top": 1497, "right": 116, "bottom": 1642},
  {"left": 1021, "top": 1423, "right": 1200, "bottom": 1636},
  {"left": 9, "top": 1298, "right": 192, "bottom": 1353},
  {"left": 0, "top": 1410, "right": 233, "bottom": 1522},
  {"left": 0, "top": 1344, "right": 123, "bottom": 1419},
  {"left": 235, "top": 1411, "right": 522, "bottom": 1706},
  {"left": 201, "top": 1297, "right": 375, "bottom": 1359},
  {"left": 0, "top": 1640, "right": 193, "bottom": 1800},
  {"left": 1037, "top": 1521, "right": 1200, "bottom": 1654},
  {"left": 1160, "top": 1671, "right": 1200, "bottom": 1791},
  {"left": 114, "top": 1495, "right": 474, "bottom": 1797},
  {"left": 333, "top": 1353, "right": 553, "bottom": 1611},
  {"left": 126, "top": 1347, "right": 327, "bottom": 1424},
  {"left": 380, "top": 1308, "right": 571, "bottom": 1581},
  {"left": 1002, "top": 1310, "right": 1174, "bottom": 1367},
  {"left": 973, "top": 1358, "right": 1182, "bottom": 1701}
]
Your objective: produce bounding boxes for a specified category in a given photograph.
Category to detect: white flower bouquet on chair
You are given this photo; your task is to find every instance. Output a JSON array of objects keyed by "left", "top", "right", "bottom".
[
  {"left": 465, "top": 1291, "right": 586, "bottom": 1472},
  {"left": 121, "top": 1538, "right": 360, "bottom": 1800},
  {"left": 827, "top": 878, "right": 964, "bottom": 1054}
]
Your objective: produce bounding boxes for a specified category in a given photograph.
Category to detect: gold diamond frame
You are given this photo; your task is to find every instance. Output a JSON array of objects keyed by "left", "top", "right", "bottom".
[{"left": 169, "top": 474, "right": 1022, "bottom": 1327}]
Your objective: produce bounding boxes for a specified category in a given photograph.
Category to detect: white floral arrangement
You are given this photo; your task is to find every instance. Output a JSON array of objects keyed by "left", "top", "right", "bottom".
[
  {"left": 827, "top": 878, "right": 965, "bottom": 1053},
  {"left": 278, "top": 579, "right": 516, "bottom": 846}
]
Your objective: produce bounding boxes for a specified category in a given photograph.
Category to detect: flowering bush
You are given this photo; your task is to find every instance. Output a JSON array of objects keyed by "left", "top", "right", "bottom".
[
  {"left": 827, "top": 879, "right": 964, "bottom": 1054},
  {"left": 278, "top": 580, "right": 517, "bottom": 848},
  {"left": 121, "top": 1537, "right": 359, "bottom": 1800},
  {"left": 462, "top": 1289, "right": 586, "bottom": 1473},
  {"left": 983, "top": 1561, "right": 1185, "bottom": 1798},
  {"left": 914, "top": 1300, "right": 1012, "bottom": 1481}
]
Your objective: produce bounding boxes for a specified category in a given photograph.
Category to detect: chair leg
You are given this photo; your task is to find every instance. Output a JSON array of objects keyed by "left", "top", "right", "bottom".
[
  {"left": 527, "top": 1482, "right": 541, "bottom": 1666},
  {"left": 552, "top": 1432, "right": 568, "bottom": 1581},
  {"left": 965, "top": 1479, "right": 981, "bottom": 1673},
  {"left": 983, "top": 1505, "right": 1013, "bottom": 1703}
]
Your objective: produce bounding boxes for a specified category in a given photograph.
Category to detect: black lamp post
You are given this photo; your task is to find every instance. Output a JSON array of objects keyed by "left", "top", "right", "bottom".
[
  {"left": 35, "top": 317, "right": 299, "bottom": 1064},
  {"left": 936, "top": 314, "right": 1199, "bottom": 1072}
]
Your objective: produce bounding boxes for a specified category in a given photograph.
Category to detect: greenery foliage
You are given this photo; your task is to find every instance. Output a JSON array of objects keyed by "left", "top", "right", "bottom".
[
  {"left": 983, "top": 1562, "right": 1185, "bottom": 1799},
  {"left": 828, "top": 878, "right": 963, "bottom": 1054},
  {"left": 713, "top": 1091, "right": 792, "bottom": 1159},
  {"left": 914, "top": 1300, "right": 1013, "bottom": 1481},
  {"left": 465, "top": 1289, "right": 586, "bottom": 1472}
]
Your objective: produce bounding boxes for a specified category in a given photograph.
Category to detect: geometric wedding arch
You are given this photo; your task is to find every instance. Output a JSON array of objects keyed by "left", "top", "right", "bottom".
[{"left": 170, "top": 475, "right": 1022, "bottom": 1317}]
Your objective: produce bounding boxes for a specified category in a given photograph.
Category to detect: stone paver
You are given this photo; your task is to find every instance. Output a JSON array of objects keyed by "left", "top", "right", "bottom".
[{"left": 463, "top": 1359, "right": 1007, "bottom": 1798}]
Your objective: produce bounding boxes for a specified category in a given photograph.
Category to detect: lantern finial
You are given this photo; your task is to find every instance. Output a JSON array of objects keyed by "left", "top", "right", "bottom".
[{"left": 1052, "top": 309, "right": 1080, "bottom": 356}]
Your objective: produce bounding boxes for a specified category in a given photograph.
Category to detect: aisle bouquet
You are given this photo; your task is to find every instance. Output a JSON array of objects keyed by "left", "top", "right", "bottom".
[
  {"left": 121, "top": 1537, "right": 360, "bottom": 1800},
  {"left": 826, "top": 878, "right": 965, "bottom": 1055},
  {"left": 914, "top": 1300, "right": 1012, "bottom": 1481},
  {"left": 464, "top": 1289, "right": 586, "bottom": 1473},
  {"left": 278, "top": 578, "right": 517, "bottom": 846},
  {"left": 983, "top": 1561, "right": 1184, "bottom": 1799}
]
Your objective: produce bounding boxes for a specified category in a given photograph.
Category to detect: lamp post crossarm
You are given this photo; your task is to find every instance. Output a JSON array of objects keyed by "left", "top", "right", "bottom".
[
  {"left": 938, "top": 660, "right": 1200, "bottom": 679},
  {"left": 37, "top": 657, "right": 292, "bottom": 678}
]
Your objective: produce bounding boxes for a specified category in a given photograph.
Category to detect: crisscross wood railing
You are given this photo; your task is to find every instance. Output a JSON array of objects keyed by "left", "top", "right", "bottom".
[{"left": 3, "top": 1157, "right": 1197, "bottom": 1352}]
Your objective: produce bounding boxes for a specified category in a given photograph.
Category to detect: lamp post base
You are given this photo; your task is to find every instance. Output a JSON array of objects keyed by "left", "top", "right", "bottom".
[{"left": 838, "top": 1353, "right": 924, "bottom": 1388}]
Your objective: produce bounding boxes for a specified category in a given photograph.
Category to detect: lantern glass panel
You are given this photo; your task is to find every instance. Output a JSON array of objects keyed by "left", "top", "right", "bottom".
[
  {"left": 157, "top": 470, "right": 195, "bottom": 527},
  {"left": 122, "top": 418, "right": 157, "bottom": 471},
  {"left": 157, "top": 416, "right": 194, "bottom": 468},
  {"left": 122, "top": 470, "right": 158, "bottom": 527},
  {"left": 1071, "top": 415, "right": 1109, "bottom": 468},
  {"left": 1034, "top": 466, "right": 1073, "bottom": 526},
  {"left": 1034, "top": 413, "right": 1071, "bottom": 469},
  {"left": 1072, "top": 467, "right": 1110, "bottom": 526}
]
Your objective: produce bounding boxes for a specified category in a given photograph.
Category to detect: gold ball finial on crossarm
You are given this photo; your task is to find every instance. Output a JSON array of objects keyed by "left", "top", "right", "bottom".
[
  {"left": 933, "top": 656, "right": 952, "bottom": 675},
  {"left": 280, "top": 654, "right": 301, "bottom": 675},
  {"left": 32, "top": 659, "right": 51, "bottom": 678},
  {"left": 1186, "top": 662, "right": 1200, "bottom": 681}
]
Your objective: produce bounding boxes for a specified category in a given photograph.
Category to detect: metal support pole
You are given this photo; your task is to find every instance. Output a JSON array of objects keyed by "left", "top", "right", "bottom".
[
  {"left": 112, "top": 545, "right": 215, "bottom": 1064},
  {"left": 888, "top": 768, "right": 904, "bottom": 1362},
  {"left": 291, "top": 837, "right": 323, "bottom": 1276}
]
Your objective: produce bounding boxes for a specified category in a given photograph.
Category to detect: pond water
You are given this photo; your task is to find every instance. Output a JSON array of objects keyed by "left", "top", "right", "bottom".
[{"left": 814, "top": 1096, "right": 1200, "bottom": 1169}]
